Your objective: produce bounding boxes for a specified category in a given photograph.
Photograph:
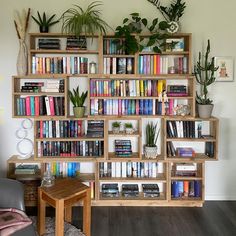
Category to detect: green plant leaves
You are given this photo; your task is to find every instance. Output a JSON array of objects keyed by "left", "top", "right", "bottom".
[
  {"left": 68, "top": 86, "right": 88, "bottom": 107},
  {"left": 32, "top": 11, "right": 59, "bottom": 27}
]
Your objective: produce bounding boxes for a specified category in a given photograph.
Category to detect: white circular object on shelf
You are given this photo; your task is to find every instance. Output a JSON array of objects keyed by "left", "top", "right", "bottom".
[
  {"left": 15, "top": 128, "right": 27, "bottom": 139},
  {"left": 21, "top": 118, "right": 33, "bottom": 130},
  {"left": 16, "top": 138, "right": 34, "bottom": 159}
]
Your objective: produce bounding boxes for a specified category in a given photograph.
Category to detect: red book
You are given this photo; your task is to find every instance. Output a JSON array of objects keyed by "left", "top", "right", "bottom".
[
  {"left": 34, "top": 96, "right": 40, "bottom": 116},
  {"left": 156, "top": 55, "right": 161, "bottom": 74},
  {"left": 25, "top": 96, "right": 31, "bottom": 116}
]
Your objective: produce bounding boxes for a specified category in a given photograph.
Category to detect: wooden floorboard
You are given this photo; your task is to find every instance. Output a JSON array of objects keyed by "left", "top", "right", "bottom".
[{"left": 27, "top": 201, "right": 236, "bottom": 236}]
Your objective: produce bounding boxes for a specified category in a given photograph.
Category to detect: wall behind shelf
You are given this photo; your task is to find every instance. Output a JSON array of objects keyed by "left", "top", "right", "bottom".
[{"left": 0, "top": 0, "right": 235, "bottom": 200}]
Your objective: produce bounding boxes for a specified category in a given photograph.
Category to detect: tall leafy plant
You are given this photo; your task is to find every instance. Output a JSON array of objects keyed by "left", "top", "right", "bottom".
[
  {"left": 194, "top": 40, "right": 219, "bottom": 105},
  {"left": 61, "top": 1, "right": 110, "bottom": 38}
]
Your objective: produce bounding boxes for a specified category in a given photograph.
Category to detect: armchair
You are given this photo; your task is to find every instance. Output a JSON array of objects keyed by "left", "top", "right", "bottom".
[{"left": 0, "top": 178, "right": 37, "bottom": 236}]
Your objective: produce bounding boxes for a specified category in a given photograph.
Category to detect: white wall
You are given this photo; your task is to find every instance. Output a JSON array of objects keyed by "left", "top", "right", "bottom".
[{"left": 0, "top": 0, "right": 235, "bottom": 200}]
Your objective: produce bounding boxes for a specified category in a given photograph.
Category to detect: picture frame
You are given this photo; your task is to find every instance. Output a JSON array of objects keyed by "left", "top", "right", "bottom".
[{"left": 214, "top": 56, "right": 234, "bottom": 82}]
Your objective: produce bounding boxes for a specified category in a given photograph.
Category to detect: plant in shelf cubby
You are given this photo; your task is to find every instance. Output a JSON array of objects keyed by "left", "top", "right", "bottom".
[
  {"left": 124, "top": 122, "right": 134, "bottom": 134},
  {"left": 68, "top": 85, "right": 88, "bottom": 118},
  {"left": 112, "top": 121, "right": 121, "bottom": 134},
  {"left": 144, "top": 122, "right": 160, "bottom": 159}
]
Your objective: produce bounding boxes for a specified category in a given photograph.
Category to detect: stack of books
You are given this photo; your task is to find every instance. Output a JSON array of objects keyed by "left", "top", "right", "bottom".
[
  {"left": 38, "top": 38, "right": 60, "bottom": 50},
  {"left": 142, "top": 184, "right": 160, "bottom": 198},
  {"left": 87, "top": 120, "right": 104, "bottom": 138},
  {"left": 167, "top": 85, "right": 188, "bottom": 97},
  {"left": 115, "top": 140, "right": 132, "bottom": 157},
  {"left": 122, "top": 184, "right": 139, "bottom": 197},
  {"left": 101, "top": 183, "right": 119, "bottom": 197},
  {"left": 176, "top": 147, "right": 195, "bottom": 157},
  {"left": 15, "top": 164, "right": 39, "bottom": 175},
  {"left": 66, "top": 37, "right": 87, "bottom": 50},
  {"left": 42, "top": 79, "right": 64, "bottom": 93},
  {"left": 175, "top": 163, "right": 197, "bottom": 176},
  {"left": 21, "top": 82, "right": 44, "bottom": 93}
]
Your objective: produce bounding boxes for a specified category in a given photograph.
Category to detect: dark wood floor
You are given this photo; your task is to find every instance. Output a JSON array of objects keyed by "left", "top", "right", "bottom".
[{"left": 27, "top": 201, "right": 236, "bottom": 236}]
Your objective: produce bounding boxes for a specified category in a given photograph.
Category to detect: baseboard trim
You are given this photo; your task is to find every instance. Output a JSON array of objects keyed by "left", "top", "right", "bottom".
[{"left": 206, "top": 195, "right": 236, "bottom": 200}]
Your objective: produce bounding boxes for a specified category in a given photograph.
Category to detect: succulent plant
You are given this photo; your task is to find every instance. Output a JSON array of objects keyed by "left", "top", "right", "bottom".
[
  {"left": 146, "top": 122, "right": 160, "bottom": 147},
  {"left": 68, "top": 86, "right": 88, "bottom": 107},
  {"left": 112, "top": 121, "right": 121, "bottom": 128}
]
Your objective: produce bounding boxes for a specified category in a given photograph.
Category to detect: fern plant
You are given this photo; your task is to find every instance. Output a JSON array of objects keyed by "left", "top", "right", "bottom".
[
  {"left": 68, "top": 86, "right": 88, "bottom": 107},
  {"left": 61, "top": 1, "right": 110, "bottom": 38},
  {"left": 146, "top": 122, "right": 160, "bottom": 147}
]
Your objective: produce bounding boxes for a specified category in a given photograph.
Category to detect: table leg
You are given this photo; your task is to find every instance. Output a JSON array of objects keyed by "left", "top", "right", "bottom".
[
  {"left": 83, "top": 188, "right": 91, "bottom": 236},
  {"left": 65, "top": 206, "right": 72, "bottom": 223},
  {"left": 55, "top": 199, "right": 64, "bottom": 236},
  {"left": 38, "top": 189, "right": 45, "bottom": 236}
]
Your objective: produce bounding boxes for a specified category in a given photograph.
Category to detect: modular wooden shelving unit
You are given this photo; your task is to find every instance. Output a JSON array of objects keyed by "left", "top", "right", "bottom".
[{"left": 8, "top": 33, "right": 219, "bottom": 207}]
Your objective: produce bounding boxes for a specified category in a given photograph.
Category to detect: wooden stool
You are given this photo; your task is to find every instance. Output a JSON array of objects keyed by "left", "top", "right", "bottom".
[{"left": 38, "top": 178, "right": 91, "bottom": 236}]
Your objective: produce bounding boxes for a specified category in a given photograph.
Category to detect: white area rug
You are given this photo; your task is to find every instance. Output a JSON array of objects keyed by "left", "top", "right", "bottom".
[{"left": 29, "top": 216, "right": 85, "bottom": 236}]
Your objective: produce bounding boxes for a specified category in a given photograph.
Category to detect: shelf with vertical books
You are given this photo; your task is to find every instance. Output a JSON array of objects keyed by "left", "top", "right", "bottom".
[
  {"left": 29, "top": 33, "right": 101, "bottom": 75},
  {"left": 12, "top": 75, "right": 67, "bottom": 118},
  {"left": 165, "top": 117, "right": 219, "bottom": 161}
]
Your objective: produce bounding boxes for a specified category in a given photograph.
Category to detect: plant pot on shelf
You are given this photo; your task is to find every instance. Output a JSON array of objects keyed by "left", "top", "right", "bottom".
[
  {"left": 197, "top": 104, "right": 214, "bottom": 119},
  {"left": 73, "top": 106, "right": 85, "bottom": 118},
  {"left": 167, "top": 21, "right": 180, "bottom": 34},
  {"left": 40, "top": 26, "right": 49, "bottom": 33},
  {"left": 144, "top": 146, "right": 158, "bottom": 159},
  {"left": 125, "top": 128, "right": 134, "bottom": 135},
  {"left": 112, "top": 127, "right": 120, "bottom": 134}
]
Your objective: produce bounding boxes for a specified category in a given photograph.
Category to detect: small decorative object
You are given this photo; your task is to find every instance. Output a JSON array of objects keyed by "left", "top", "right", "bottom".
[
  {"left": 68, "top": 86, "right": 88, "bottom": 118},
  {"left": 41, "top": 170, "right": 55, "bottom": 187},
  {"left": 147, "top": 0, "right": 186, "bottom": 34},
  {"left": 112, "top": 121, "right": 121, "bottom": 134},
  {"left": 14, "top": 8, "right": 31, "bottom": 76},
  {"left": 15, "top": 119, "right": 34, "bottom": 159},
  {"left": 214, "top": 57, "right": 234, "bottom": 82},
  {"left": 124, "top": 123, "right": 134, "bottom": 134},
  {"left": 61, "top": 1, "right": 111, "bottom": 39},
  {"left": 31, "top": 11, "right": 59, "bottom": 33},
  {"left": 174, "top": 104, "right": 190, "bottom": 116},
  {"left": 144, "top": 122, "right": 160, "bottom": 159},
  {"left": 89, "top": 61, "right": 97, "bottom": 74},
  {"left": 194, "top": 40, "right": 219, "bottom": 118}
]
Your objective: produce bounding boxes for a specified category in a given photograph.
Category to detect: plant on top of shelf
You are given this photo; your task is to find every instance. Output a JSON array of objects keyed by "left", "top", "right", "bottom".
[
  {"left": 194, "top": 39, "right": 219, "bottom": 118},
  {"left": 124, "top": 123, "right": 134, "bottom": 134},
  {"left": 145, "top": 122, "right": 160, "bottom": 159},
  {"left": 61, "top": 1, "right": 111, "bottom": 39},
  {"left": 112, "top": 121, "right": 121, "bottom": 134},
  {"left": 31, "top": 11, "right": 59, "bottom": 33},
  {"left": 68, "top": 85, "right": 88, "bottom": 118},
  {"left": 115, "top": 12, "right": 169, "bottom": 54},
  {"left": 147, "top": 0, "right": 186, "bottom": 33}
]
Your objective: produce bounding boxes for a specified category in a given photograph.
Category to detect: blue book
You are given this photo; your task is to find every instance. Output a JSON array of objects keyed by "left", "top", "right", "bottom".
[
  {"left": 139, "top": 99, "right": 143, "bottom": 115},
  {"left": 148, "top": 99, "right": 153, "bottom": 115},
  {"left": 178, "top": 181, "right": 184, "bottom": 197},
  {"left": 144, "top": 99, "right": 149, "bottom": 115},
  {"left": 171, "top": 181, "right": 179, "bottom": 198},
  {"left": 30, "top": 96, "right": 35, "bottom": 116},
  {"left": 194, "top": 180, "right": 201, "bottom": 197}
]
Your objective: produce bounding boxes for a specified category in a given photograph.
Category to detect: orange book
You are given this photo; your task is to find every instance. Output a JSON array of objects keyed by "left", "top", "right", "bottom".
[
  {"left": 184, "top": 181, "right": 189, "bottom": 197},
  {"left": 153, "top": 55, "right": 157, "bottom": 75}
]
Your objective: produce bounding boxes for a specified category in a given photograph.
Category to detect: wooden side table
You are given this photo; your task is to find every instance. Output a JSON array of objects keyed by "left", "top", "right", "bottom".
[{"left": 38, "top": 178, "right": 91, "bottom": 236}]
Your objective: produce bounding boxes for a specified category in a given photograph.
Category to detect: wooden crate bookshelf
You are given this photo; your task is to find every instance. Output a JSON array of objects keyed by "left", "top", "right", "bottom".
[{"left": 9, "top": 32, "right": 219, "bottom": 207}]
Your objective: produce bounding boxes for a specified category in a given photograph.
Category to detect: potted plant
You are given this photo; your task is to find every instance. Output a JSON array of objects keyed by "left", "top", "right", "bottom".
[
  {"left": 124, "top": 123, "right": 134, "bottom": 134},
  {"left": 68, "top": 86, "right": 88, "bottom": 118},
  {"left": 112, "top": 121, "right": 121, "bottom": 134},
  {"left": 61, "top": 1, "right": 110, "bottom": 39},
  {"left": 194, "top": 39, "right": 219, "bottom": 118},
  {"left": 144, "top": 122, "right": 160, "bottom": 159},
  {"left": 147, "top": 0, "right": 186, "bottom": 33},
  {"left": 31, "top": 11, "right": 59, "bottom": 33}
]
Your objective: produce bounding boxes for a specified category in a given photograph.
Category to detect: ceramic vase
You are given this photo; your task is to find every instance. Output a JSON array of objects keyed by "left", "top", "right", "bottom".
[{"left": 17, "top": 39, "right": 28, "bottom": 76}]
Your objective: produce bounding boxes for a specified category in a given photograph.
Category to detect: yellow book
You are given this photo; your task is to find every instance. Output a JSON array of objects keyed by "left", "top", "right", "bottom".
[
  {"left": 153, "top": 55, "right": 157, "bottom": 75},
  {"left": 140, "top": 80, "right": 144, "bottom": 97}
]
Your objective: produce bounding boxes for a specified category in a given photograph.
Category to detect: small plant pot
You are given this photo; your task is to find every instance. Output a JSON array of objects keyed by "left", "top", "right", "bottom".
[
  {"left": 73, "top": 106, "right": 85, "bottom": 118},
  {"left": 125, "top": 128, "right": 134, "bottom": 134},
  {"left": 144, "top": 146, "right": 158, "bottom": 159},
  {"left": 167, "top": 21, "right": 180, "bottom": 34},
  {"left": 40, "top": 26, "right": 49, "bottom": 33},
  {"left": 112, "top": 127, "right": 120, "bottom": 134},
  {"left": 197, "top": 104, "right": 214, "bottom": 118}
]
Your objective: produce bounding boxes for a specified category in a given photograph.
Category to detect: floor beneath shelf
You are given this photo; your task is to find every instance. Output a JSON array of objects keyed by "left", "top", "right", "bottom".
[{"left": 27, "top": 201, "right": 236, "bottom": 236}]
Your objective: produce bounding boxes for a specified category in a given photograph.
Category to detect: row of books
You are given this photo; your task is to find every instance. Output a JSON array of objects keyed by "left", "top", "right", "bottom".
[
  {"left": 20, "top": 80, "right": 64, "bottom": 93},
  {"left": 36, "top": 120, "right": 85, "bottom": 138},
  {"left": 101, "top": 183, "right": 160, "bottom": 198},
  {"left": 103, "top": 38, "right": 125, "bottom": 55},
  {"left": 138, "top": 55, "right": 188, "bottom": 75},
  {"left": 115, "top": 140, "right": 132, "bottom": 157},
  {"left": 171, "top": 180, "right": 201, "bottom": 198},
  {"left": 167, "top": 120, "right": 205, "bottom": 138},
  {"left": 38, "top": 38, "right": 60, "bottom": 50},
  {"left": 37, "top": 140, "right": 104, "bottom": 157},
  {"left": 16, "top": 96, "right": 65, "bottom": 116},
  {"left": 87, "top": 120, "right": 104, "bottom": 138},
  {"left": 66, "top": 37, "right": 87, "bottom": 50},
  {"left": 90, "top": 79, "right": 167, "bottom": 97},
  {"left": 31, "top": 56, "right": 88, "bottom": 74},
  {"left": 15, "top": 164, "right": 39, "bottom": 175},
  {"left": 90, "top": 98, "right": 182, "bottom": 116},
  {"left": 103, "top": 57, "right": 134, "bottom": 74},
  {"left": 99, "top": 162, "right": 162, "bottom": 178}
]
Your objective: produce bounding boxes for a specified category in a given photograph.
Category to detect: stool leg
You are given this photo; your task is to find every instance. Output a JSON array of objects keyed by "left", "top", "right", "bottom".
[
  {"left": 38, "top": 189, "right": 45, "bottom": 236},
  {"left": 65, "top": 206, "right": 72, "bottom": 223},
  {"left": 55, "top": 199, "right": 64, "bottom": 236},
  {"left": 83, "top": 188, "right": 91, "bottom": 236}
]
